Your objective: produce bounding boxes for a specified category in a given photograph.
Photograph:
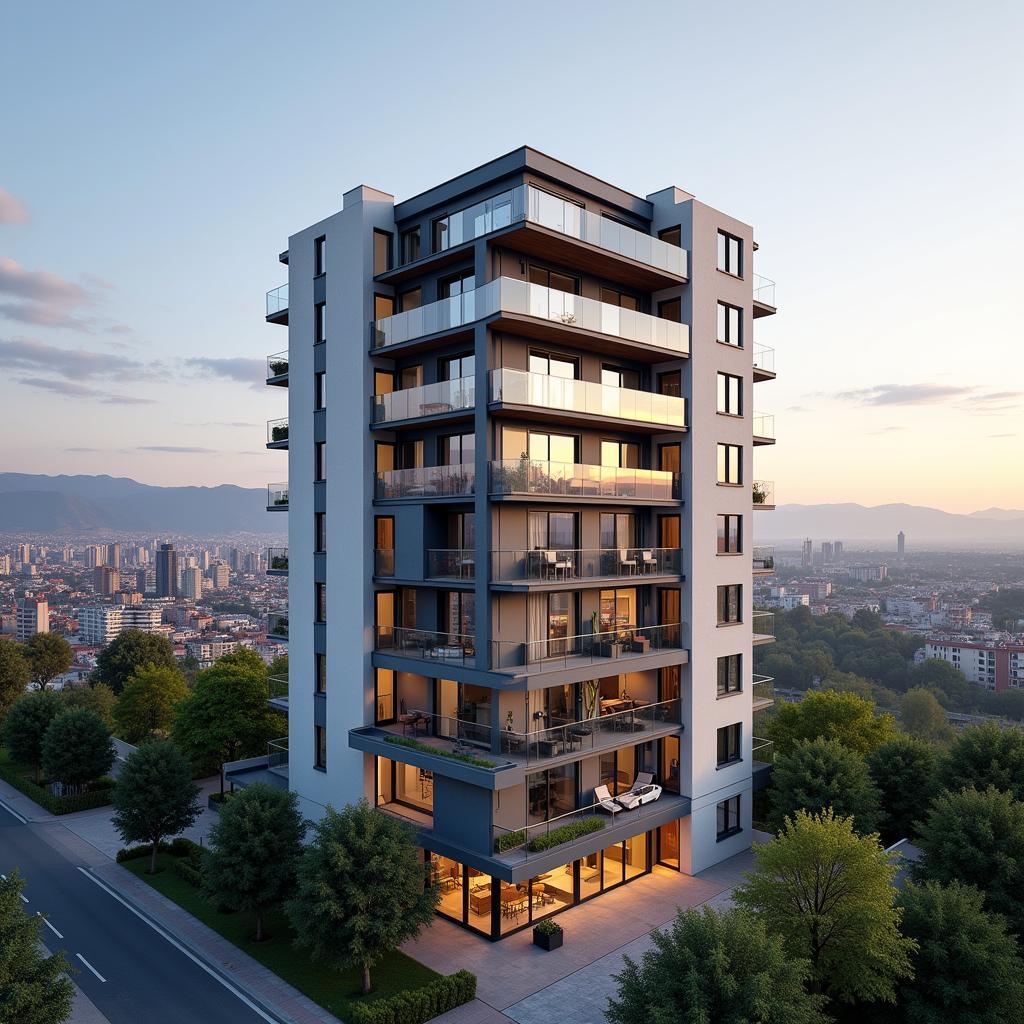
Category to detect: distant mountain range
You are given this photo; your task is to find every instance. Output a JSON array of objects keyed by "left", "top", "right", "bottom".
[
  {"left": 762, "top": 502, "right": 1024, "bottom": 547},
  {"left": 0, "top": 474, "right": 278, "bottom": 535}
]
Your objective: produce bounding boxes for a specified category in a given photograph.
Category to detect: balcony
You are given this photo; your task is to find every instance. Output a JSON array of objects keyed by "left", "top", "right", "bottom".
[
  {"left": 426, "top": 549, "right": 476, "bottom": 581},
  {"left": 266, "top": 351, "right": 288, "bottom": 386},
  {"left": 266, "top": 482, "right": 288, "bottom": 511},
  {"left": 752, "top": 480, "right": 774, "bottom": 510},
  {"left": 375, "top": 465, "right": 475, "bottom": 501},
  {"left": 266, "top": 418, "right": 289, "bottom": 449},
  {"left": 752, "top": 611, "right": 775, "bottom": 645},
  {"left": 266, "top": 283, "right": 288, "bottom": 325},
  {"left": 490, "top": 368, "right": 686, "bottom": 431},
  {"left": 374, "top": 548, "right": 395, "bottom": 576},
  {"left": 373, "top": 277, "right": 689, "bottom": 361},
  {"left": 752, "top": 674, "right": 774, "bottom": 712},
  {"left": 372, "top": 376, "right": 474, "bottom": 426},
  {"left": 268, "top": 736, "right": 288, "bottom": 777},
  {"left": 753, "top": 343, "right": 775, "bottom": 382},
  {"left": 266, "top": 613, "right": 289, "bottom": 642},
  {"left": 753, "top": 274, "right": 776, "bottom": 317},
  {"left": 752, "top": 737, "right": 774, "bottom": 764},
  {"left": 752, "top": 414, "right": 775, "bottom": 446},
  {"left": 489, "top": 460, "right": 680, "bottom": 503},
  {"left": 267, "top": 547, "right": 288, "bottom": 576},
  {"left": 268, "top": 675, "right": 288, "bottom": 713},
  {"left": 491, "top": 547, "right": 682, "bottom": 587},
  {"left": 752, "top": 546, "right": 775, "bottom": 574},
  {"left": 375, "top": 626, "right": 479, "bottom": 669}
]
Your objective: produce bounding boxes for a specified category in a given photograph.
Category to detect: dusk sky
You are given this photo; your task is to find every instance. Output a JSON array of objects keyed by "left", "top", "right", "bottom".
[{"left": 2, "top": 1, "right": 1021, "bottom": 512}]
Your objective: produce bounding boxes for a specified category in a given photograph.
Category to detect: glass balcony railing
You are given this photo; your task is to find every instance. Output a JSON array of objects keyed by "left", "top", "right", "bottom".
[
  {"left": 426, "top": 549, "right": 476, "bottom": 580},
  {"left": 752, "top": 674, "right": 774, "bottom": 709},
  {"left": 374, "top": 548, "right": 395, "bottom": 576},
  {"left": 491, "top": 368, "right": 686, "bottom": 428},
  {"left": 753, "top": 414, "right": 775, "bottom": 440},
  {"left": 267, "top": 417, "right": 289, "bottom": 445},
  {"left": 753, "top": 480, "right": 774, "bottom": 507},
  {"left": 489, "top": 459, "right": 680, "bottom": 501},
  {"left": 267, "top": 547, "right": 288, "bottom": 572},
  {"left": 267, "top": 482, "right": 288, "bottom": 509},
  {"left": 752, "top": 611, "right": 775, "bottom": 641},
  {"left": 372, "top": 376, "right": 475, "bottom": 424},
  {"left": 752, "top": 546, "right": 775, "bottom": 572},
  {"left": 374, "top": 464, "right": 475, "bottom": 500},
  {"left": 492, "top": 622, "right": 682, "bottom": 672},
  {"left": 266, "top": 351, "right": 288, "bottom": 379},
  {"left": 752, "top": 737, "right": 774, "bottom": 764},
  {"left": 375, "top": 626, "right": 477, "bottom": 666},
  {"left": 423, "top": 183, "right": 688, "bottom": 278},
  {"left": 373, "top": 277, "right": 689, "bottom": 356},
  {"left": 753, "top": 343, "right": 774, "bottom": 375},
  {"left": 268, "top": 736, "right": 288, "bottom": 775},
  {"left": 753, "top": 274, "right": 776, "bottom": 308},
  {"left": 268, "top": 675, "right": 288, "bottom": 701},
  {"left": 491, "top": 547, "right": 682, "bottom": 583},
  {"left": 266, "top": 613, "right": 289, "bottom": 639},
  {"left": 266, "top": 284, "right": 288, "bottom": 316}
]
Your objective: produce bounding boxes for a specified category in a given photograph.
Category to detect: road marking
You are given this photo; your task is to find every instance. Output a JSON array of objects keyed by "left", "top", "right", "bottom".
[
  {"left": 0, "top": 799, "right": 27, "bottom": 824},
  {"left": 75, "top": 953, "right": 107, "bottom": 982},
  {"left": 19, "top": 893, "right": 29, "bottom": 903},
  {"left": 76, "top": 868, "right": 280, "bottom": 1023},
  {"left": 38, "top": 913, "right": 64, "bottom": 939}
]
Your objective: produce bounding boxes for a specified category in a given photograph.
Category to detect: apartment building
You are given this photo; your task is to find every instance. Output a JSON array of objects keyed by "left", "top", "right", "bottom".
[
  {"left": 238, "top": 148, "right": 778, "bottom": 940},
  {"left": 78, "top": 605, "right": 164, "bottom": 645},
  {"left": 16, "top": 596, "right": 49, "bottom": 640},
  {"left": 925, "top": 637, "right": 1024, "bottom": 691}
]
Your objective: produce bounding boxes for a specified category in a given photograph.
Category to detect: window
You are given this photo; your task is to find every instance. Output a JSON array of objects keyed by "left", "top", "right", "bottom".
[
  {"left": 658, "top": 225, "right": 682, "bottom": 248},
  {"left": 600, "top": 287, "right": 639, "bottom": 311},
  {"left": 314, "top": 725, "right": 327, "bottom": 770},
  {"left": 659, "top": 443, "right": 681, "bottom": 477},
  {"left": 717, "top": 302, "right": 742, "bottom": 346},
  {"left": 600, "top": 512, "right": 637, "bottom": 550},
  {"left": 658, "top": 297, "right": 681, "bottom": 322},
  {"left": 717, "top": 372, "right": 742, "bottom": 416},
  {"left": 375, "top": 442, "right": 395, "bottom": 476},
  {"left": 440, "top": 352, "right": 474, "bottom": 381},
  {"left": 314, "top": 302, "right": 326, "bottom": 344},
  {"left": 400, "top": 365, "right": 423, "bottom": 389},
  {"left": 717, "top": 724, "right": 741, "bottom": 766},
  {"left": 717, "top": 584, "right": 742, "bottom": 625},
  {"left": 375, "top": 517, "right": 394, "bottom": 576},
  {"left": 717, "top": 443, "right": 742, "bottom": 484},
  {"left": 438, "top": 269, "right": 475, "bottom": 300},
  {"left": 717, "top": 514, "right": 742, "bottom": 554},
  {"left": 315, "top": 441, "right": 326, "bottom": 482},
  {"left": 399, "top": 226, "right": 421, "bottom": 265},
  {"left": 717, "top": 231, "right": 742, "bottom": 276},
  {"left": 717, "top": 654, "right": 741, "bottom": 697},
  {"left": 315, "top": 371, "right": 327, "bottom": 409},
  {"left": 529, "top": 510, "right": 578, "bottom": 550},
  {"left": 600, "top": 440, "right": 639, "bottom": 468},
  {"left": 527, "top": 265, "right": 579, "bottom": 294},
  {"left": 398, "top": 287, "right": 421, "bottom": 311},
  {"left": 717, "top": 795, "right": 741, "bottom": 839},
  {"left": 440, "top": 433, "right": 474, "bottom": 466},
  {"left": 315, "top": 652, "right": 327, "bottom": 694},
  {"left": 432, "top": 215, "right": 452, "bottom": 253},
  {"left": 374, "top": 294, "right": 394, "bottom": 321},
  {"left": 658, "top": 370, "right": 681, "bottom": 397},
  {"left": 529, "top": 351, "right": 577, "bottom": 379},
  {"left": 601, "top": 364, "right": 640, "bottom": 390},
  {"left": 373, "top": 370, "right": 393, "bottom": 397},
  {"left": 373, "top": 229, "right": 392, "bottom": 275},
  {"left": 315, "top": 582, "right": 326, "bottom": 623},
  {"left": 315, "top": 513, "right": 326, "bottom": 553},
  {"left": 314, "top": 235, "right": 326, "bottom": 276},
  {"left": 375, "top": 668, "right": 394, "bottom": 722}
]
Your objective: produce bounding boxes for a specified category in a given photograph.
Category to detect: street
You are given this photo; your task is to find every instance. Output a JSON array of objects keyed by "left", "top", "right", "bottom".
[{"left": 0, "top": 797, "right": 276, "bottom": 1024}]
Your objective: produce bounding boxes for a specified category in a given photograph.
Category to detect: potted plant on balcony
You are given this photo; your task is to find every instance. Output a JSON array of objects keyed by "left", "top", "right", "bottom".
[
  {"left": 752, "top": 482, "right": 767, "bottom": 505},
  {"left": 533, "top": 918, "right": 563, "bottom": 951}
]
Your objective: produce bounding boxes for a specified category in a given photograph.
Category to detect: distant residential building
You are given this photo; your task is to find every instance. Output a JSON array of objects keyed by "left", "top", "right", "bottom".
[
  {"left": 897, "top": 530, "right": 906, "bottom": 557},
  {"left": 107, "top": 543, "right": 121, "bottom": 568},
  {"left": 16, "top": 597, "right": 49, "bottom": 640},
  {"left": 833, "top": 541, "right": 843, "bottom": 561},
  {"left": 886, "top": 597, "right": 932, "bottom": 619},
  {"left": 93, "top": 565, "right": 120, "bottom": 596},
  {"left": 155, "top": 543, "right": 178, "bottom": 598},
  {"left": 767, "top": 593, "right": 809, "bottom": 611},
  {"left": 79, "top": 605, "right": 165, "bottom": 645},
  {"left": 209, "top": 562, "right": 230, "bottom": 590},
  {"left": 17, "top": 543, "right": 30, "bottom": 564},
  {"left": 180, "top": 566, "right": 204, "bottom": 600},
  {"left": 925, "top": 636, "right": 1024, "bottom": 691},
  {"left": 0, "top": 555, "right": 10, "bottom": 576},
  {"left": 944, "top": 605, "right": 973, "bottom": 630},
  {"left": 846, "top": 564, "right": 888, "bottom": 582},
  {"left": 792, "top": 579, "right": 832, "bottom": 601},
  {"left": 801, "top": 538, "right": 813, "bottom": 568},
  {"left": 185, "top": 636, "right": 238, "bottom": 665},
  {"left": 136, "top": 567, "right": 156, "bottom": 595}
]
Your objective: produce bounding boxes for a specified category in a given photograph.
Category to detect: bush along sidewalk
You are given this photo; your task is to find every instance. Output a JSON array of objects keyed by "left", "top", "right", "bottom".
[
  {"left": 0, "top": 749, "right": 114, "bottom": 815},
  {"left": 347, "top": 970, "right": 477, "bottom": 1024}
]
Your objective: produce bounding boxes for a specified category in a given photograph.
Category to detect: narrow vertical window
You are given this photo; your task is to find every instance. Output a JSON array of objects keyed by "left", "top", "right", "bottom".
[
  {"left": 373, "top": 229, "right": 392, "bottom": 275},
  {"left": 314, "top": 302, "right": 326, "bottom": 344},
  {"left": 315, "top": 441, "right": 326, "bottom": 482},
  {"left": 314, "top": 235, "right": 326, "bottom": 276},
  {"left": 717, "top": 302, "right": 742, "bottom": 346},
  {"left": 717, "top": 231, "right": 742, "bottom": 276},
  {"left": 314, "top": 725, "right": 327, "bottom": 770},
  {"left": 315, "top": 652, "right": 327, "bottom": 694}
]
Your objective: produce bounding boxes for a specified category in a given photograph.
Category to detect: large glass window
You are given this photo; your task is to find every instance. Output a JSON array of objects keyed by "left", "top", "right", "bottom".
[
  {"left": 661, "top": 735, "right": 681, "bottom": 794},
  {"left": 441, "top": 352, "right": 475, "bottom": 381},
  {"left": 717, "top": 302, "right": 742, "bottom": 346},
  {"left": 528, "top": 350, "right": 577, "bottom": 379},
  {"left": 659, "top": 514, "right": 681, "bottom": 548},
  {"left": 438, "top": 269, "right": 475, "bottom": 299},
  {"left": 717, "top": 584, "right": 742, "bottom": 624},
  {"left": 717, "top": 372, "right": 742, "bottom": 415},
  {"left": 717, "top": 654, "right": 742, "bottom": 697},
  {"left": 442, "top": 590, "right": 475, "bottom": 638},
  {"left": 600, "top": 287, "right": 639, "bottom": 311},
  {"left": 600, "top": 588, "right": 637, "bottom": 631},
  {"left": 374, "top": 294, "right": 394, "bottom": 321},
  {"left": 440, "top": 433, "right": 474, "bottom": 466},
  {"left": 601, "top": 440, "right": 640, "bottom": 468},
  {"left": 398, "top": 287, "right": 421, "bottom": 312},
  {"left": 600, "top": 512, "right": 637, "bottom": 550},
  {"left": 658, "top": 370, "right": 681, "bottom": 396},
  {"left": 399, "top": 226, "right": 421, "bottom": 265},
  {"left": 373, "top": 229, "right": 392, "bottom": 275},
  {"left": 717, "top": 723, "right": 741, "bottom": 766},
  {"left": 528, "top": 510, "right": 578, "bottom": 550},
  {"left": 527, "top": 764, "right": 576, "bottom": 824},
  {"left": 717, "top": 795, "right": 742, "bottom": 839},
  {"left": 717, "top": 443, "right": 742, "bottom": 484},
  {"left": 658, "top": 225, "right": 681, "bottom": 248},
  {"left": 375, "top": 668, "right": 395, "bottom": 723},
  {"left": 599, "top": 746, "right": 635, "bottom": 796},
  {"left": 717, "top": 231, "right": 742, "bottom": 276},
  {"left": 546, "top": 591, "right": 575, "bottom": 654},
  {"left": 717, "top": 514, "right": 742, "bottom": 554},
  {"left": 601, "top": 364, "right": 640, "bottom": 390},
  {"left": 315, "top": 582, "right": 326, "bottom": 623},
  {"left": 527, "top": 265, "right": 579, "bottom": 294},
  {"left": 375, "top": 517, "right": 394, "bottom": 576}
]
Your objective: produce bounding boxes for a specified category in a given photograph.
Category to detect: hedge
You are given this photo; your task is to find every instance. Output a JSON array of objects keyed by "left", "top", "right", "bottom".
[
  {"left": 526, "top": 817, "right": 605, "bottom": 853},
  {"left": 117, "top": 837, "right": 204, "bottom": 864},
  {"left": 348, "top": 970, "right": 477, "bottom": 1024},
  {"left": 495, "top": 829, "right": 527, "bottom": 852},
  {"left": 384, "top": 736, "right": 497, "bottom": 770},
  {"left": 0, "top": 758, "right": 114, "bottom": 815}
]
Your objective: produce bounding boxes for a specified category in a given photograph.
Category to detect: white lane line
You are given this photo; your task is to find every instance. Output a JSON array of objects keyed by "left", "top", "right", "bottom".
[
  {"left": 0, "top": 799, "right": 27, "bottom": 824},
  {"left": 38, "top": 912, "right": 64, "bottom": 939},
  {"left": 19, "top": 893, "right": 29, "bottom": 903},
  {"left": 75, "top": 953, "right": 107, "bottom": 982},
  {"left": 76, "top": 868, "right": 279, "bottom": 1023}
]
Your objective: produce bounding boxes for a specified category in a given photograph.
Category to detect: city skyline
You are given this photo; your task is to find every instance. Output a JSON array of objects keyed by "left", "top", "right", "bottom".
[{"left": 2, "top": 1, "right": 1022, "bottom": 513}]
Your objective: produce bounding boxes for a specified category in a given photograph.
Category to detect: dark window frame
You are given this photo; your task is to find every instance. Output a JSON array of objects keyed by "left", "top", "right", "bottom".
[
  {"left": 314, "top": 725, "right": 327, "bottom": 771},
  {"left": 717, "top": 794, "right": 742, "bottom": 839},
  {"left": 315, "top": 371, "right": 326, "bottom": 410},
  {"left": 315, "top": 441, "right": 326, "bottom": 482},
  {"left": 399, "top": 226, "right": 421, "bottom": 266},
  {"left": 314, "top": 301, "right": 326, "bottom": 344},
  {"left": 716, "top": 514, "right": 742, "bottom": 554},
  {"left": 717, "top": 723, "right": 742, "bottom": 767},
  {"left": 716, "top": 583, "right": 742, "bottom": 625},
  {"left": 717, "top": 371, "right": 743, "bottom": 416},
  {"left": 314, "top": 512, "right": 326, "bottom": 553},
  {"left": 373, "top": 229, "right": 393, "bottom": 276},
  {"left": 314, "top": 235, "right": 326, "bottom": 276},
  {"left": 315, "top": 652, "right": 327, "bottom": 694},
  {"left": 717, "top": 654, "right": 742, "bottom": 697},
  {"left": 717, "top": 301, "right": 743, "bottom": 347},
  {"left": 717, "top": 230, "right": 743, "bottom": 277},
  {"left": 315, "top": 582, "right": 327, "bottom": 623},
  {"left": 658, "top": 225, "right": 682, "bottom": 248},
  {"left": 717, "top": 442, "right": 743, "bottom": 485}
]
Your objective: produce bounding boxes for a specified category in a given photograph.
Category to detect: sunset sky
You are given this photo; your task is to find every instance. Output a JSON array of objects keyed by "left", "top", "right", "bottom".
[{"left": 2, "top": 1, "right": 1021, "bottom": 513}]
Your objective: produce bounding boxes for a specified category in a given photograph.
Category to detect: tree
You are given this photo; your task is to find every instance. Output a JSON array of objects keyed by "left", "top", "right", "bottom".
[
  {"left": 900, "top": 688, "right": 955, "bottom": 743},
  {"left": 0, "top": 871, "right": 74, "bottom": 1024},
  {"left": 908, "top": 660, "right": 973, "bottom": 709},
  {"left": 40, "top": 710, "right": 115, "bottom": 788},
  {"left": 111, "top": 741, "right": 201, "bottom": 874},
  {"left": 1, "top": 692, "right": 64, "bottom": 782},
  {"left": 59, "top": 681, "right": 117, "bottom": 729},
  {"left": 915, "top": 785, "right": 1024, "bottom": 934},
  {"left": 767, "top": 689, "right": 899, "bottom": 758},
  {"left": 769, "top": 736, "right": 881, "bottom": 835},
  {"left": 114, "top": 665, "right": 189, "bottom": 743},
  {"left": 172, "top": 649, "right": 280, "bottom": 782},
  {"left": 21, "top": 633, "right": 73, "bottom": 691},
  {"left": 92, "top": 629, "right": 177, "bottom": 695},
  {"left": 203, "top": 784, "right": 305, "bottom": 941},
  {"left": 867, "top": 735, "right": 938, "bottom": 843},
  {"left": 888, "top": 881, "right": 1024, "bottom": 1024},
  {"left": 935, "top": 722, "right": 1024, "bottom": 801},
  {"left": 733, "top": 809, "right": 914, "bottom": 1006},
  {"left": 267, "top": 653, "right": 288, "bottom": 680},
  {"left": 606, "top": 905, "right": 829, "bottom": 1024},
  {"left": 0, "top": 637, "right": 31, "bottom": 721},
  {"left": 287, "top": 801, "right": 439, "bottom": 994}
]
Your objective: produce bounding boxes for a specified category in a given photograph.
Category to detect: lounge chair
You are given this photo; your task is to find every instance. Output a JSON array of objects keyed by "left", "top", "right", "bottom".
[
  {"left": 594, "top": 784, "right": 622, "bottom": 816},
  {"left": 620, "top": 772, "right": 654, "bottom": 797}
]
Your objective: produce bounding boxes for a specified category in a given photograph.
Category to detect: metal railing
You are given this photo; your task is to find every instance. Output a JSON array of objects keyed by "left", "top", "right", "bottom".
[
  {"left": 266, "top": 613, "right": 289, "bottom": 639},
  {"left": 752, "top": 611, "right": 775, "bottom": 640},
  {"left": 374, "top": 549, "right": 395, "bottom": 576},
  {"left": 268, "top": 736, "right": 288, "bottom": 774},
  {"left": 491, "top": 547, "right": 681, "bottom": 583},
  {"left": 752, "top": 414, "right": 774, "bottom": 440},
  {"left": 752, "top": 480, "right": 774, "bottom": 507},
  {"left": 267, "top": 418, "right": 289, "bottom": 445},
  {"left": 374, "top": 465, "right": 475, "bottom": 500},
  {"left": 267, "top": 482, "right": 288, "bottom": 509},
  {"left": 267, "top": 547, "right": 288, "bottom": 572},
  {"left": 398, "top": 709, "right": 495, "bottom": 750},
  {"left": 752, "top": 675, "right": 774, "bottom": 709},
  {"left": 753, "top": 274, "right": 776, "bottom": 308},
  {"left": 426, "top": 549, "right": 476, "bottom": 579},
  {"left": 373, "top": 376, "right": 475, "bottom": 423},
  {"left": 375, "top": 626, "right": 477, "bottom": 666},
  {"left": 268, "top": 675, "right": 288, "bottom": 700},
  {"left": 752, "top": 737, "right": 774, "bottom": 764},
  {"left": 492, "top": 623, "right": 682, "bottom": 672},
  {"left": 266, "top": 284, "right": 288, "bottom": 316},
  {"left": 491, "top": 368, "right": 686, "bottom": 428},
  {"left": 753, "top": 343, "right": 774, "bottom": 375},
  {"left": 489, "top": 459, "right": 680, "bottom": 501},
  {"left": 266, "top": 351, "right": 288, "bottom": 378},
  {"left": 752, "top": 546, "right": 775, "bottom": 572}
]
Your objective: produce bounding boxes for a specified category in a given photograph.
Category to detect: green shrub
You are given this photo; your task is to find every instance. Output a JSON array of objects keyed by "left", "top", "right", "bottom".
[
  {"left": 117, "top": 842, "right": 172, "bottom": 863},
  {"left": 170, "top": 836, "right": 203, "bottom": 857},
  {"left": 0, "top": 754, "right": 114, "bottom": 814},
  {"left": 496, "top": 829, "right": 526, "bottom": 852},
  {"left": 527, "top": 817, "right": 605, "bottom": 853},
  {"left": 384, "top": 736, "right": 497, "bottom": 769},
  {"left": 347, "top": 970, "right": 477, "bottom": 1024},
  {"left": 171, "top": 857, "right": 203, "bottom": 887},
  {"left": 533, "top": 919, "right": 562, "bottom": 936}
]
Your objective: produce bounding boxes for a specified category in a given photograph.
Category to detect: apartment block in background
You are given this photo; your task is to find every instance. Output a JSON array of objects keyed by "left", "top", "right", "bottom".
[{"left": 16, "top": 596, "right": 49, "bottom": 640}]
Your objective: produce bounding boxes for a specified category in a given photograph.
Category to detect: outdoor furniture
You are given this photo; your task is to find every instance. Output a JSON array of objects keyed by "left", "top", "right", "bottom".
[
  {"left": 627, "top": 634, "right": 650, "bottom": 654},
  {"left": 640, "top": 549, "right": 658, "bottom": 573},
  {"left": 398, "top": 700, "right": 428, "bottom": 735},
  {"left": 458, "top": 554, "right": 475, "bottom": 576},
  {"left": 618, "top": 548, "right": 637, "bottom": 575},
  {"left": 542, "top": 549, "right": 573, "bottom": 580},
  {"left": 617, "top": 784, "right": 663, "bottom": 810},
  {"left": 595, "top": 784, "right": 622, "bottom": 816}
]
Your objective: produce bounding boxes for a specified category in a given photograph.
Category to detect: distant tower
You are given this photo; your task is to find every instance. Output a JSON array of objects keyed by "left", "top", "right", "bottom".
[
  {"left": 155, "top": 543, "right": 178, "bottom": 597},
  {"left": 801, "top": 538, "right": 813, "bottom": 568},
  {"left": 897, "top": 531, "right": 906, "bottom": 557},
  {"left": 833, "top": 541, "right": 843, "bottom": 562},
  {"left": 821, "top": 541, "right": 834, "bottom": 564}
]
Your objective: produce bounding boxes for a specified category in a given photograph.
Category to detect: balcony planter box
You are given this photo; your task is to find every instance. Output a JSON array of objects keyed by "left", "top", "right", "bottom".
[
  {"left": 596, "top": 642, "right": 622, "bottom": 659},
  {"left": 533, "top": 922, "right": 563, "bottom": 951},
  {"left": 628, "top": 636, "right": 650, "bottom": 654}
]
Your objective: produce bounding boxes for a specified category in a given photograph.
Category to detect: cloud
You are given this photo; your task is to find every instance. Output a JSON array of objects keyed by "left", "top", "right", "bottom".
[
  {"left": 988, "top": 433, "right": 1017, "bottom": 438},
  {"left": 0, "top": 188, "right": 28, "bottom": 224},
  {"left": 186, "top": 356, "right": 265, "bottom": 390},
  {"left": 0, "top": 335, "right": 158, "bottom": 381},
  {"left": 786, "top": 405, "right": 813, "bottom": 414},
  {"left": 137, "top": 445, "right": 218, "bottom": 453},
  {"left": 834, "top": 383, "right": 1022, "bottom": 409},
  {"left": 18, "top": 376, "right": 155, "bottom": 405},
  {"left": 186, "top": 420, "right": 261, "bottom": 428},
  {"left": 0, "top": 257, "right": 91, "bottom": 307},
  {"left": 66, "top": 447, "right": 104, "bottom": 452}
]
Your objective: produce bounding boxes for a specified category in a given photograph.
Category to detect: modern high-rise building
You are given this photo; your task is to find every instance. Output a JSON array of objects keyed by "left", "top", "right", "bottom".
[
  {"left": 801, "top": 538, "right": 813, "bottom": 568},
  {"left": 209, "top": 562, "right": 230, "bottom": 590},
  {"left": 16, "top": 543, "right": 31, "bottom": 565},
  {"left": 155, "top": 543, "right": 178, "bottom": 598},
  {"left": 16, "top": 597, "right": 49, "bottom": 640},
  {"left": 897, "top": 530, "right": 906, "bottom": 557},
  {"left": 820, "top": 541, "right": 834, "bottom": 564},
  {"left": 93, "top": 565, "right": 120, "bottom": 596},
  {"left": 0, "top": 555, "right": 10, "bottom": 576},
  {"left": 833, "top": 540, "right": 843, "bottom": 561},
  {"left": 181, "top": 566, "right": 205, "bottom": 600},
  {"left": 235, "top": 148, "right": 778, "bottom": 939}
]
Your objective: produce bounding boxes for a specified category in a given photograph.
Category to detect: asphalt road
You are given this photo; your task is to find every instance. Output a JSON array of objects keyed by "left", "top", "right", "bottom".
[{"left": 0, "top": 798, "right": 277, "bottom": 1024}]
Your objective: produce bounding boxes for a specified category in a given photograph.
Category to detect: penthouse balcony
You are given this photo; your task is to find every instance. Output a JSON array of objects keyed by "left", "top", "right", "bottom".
[
  {"left": 489, "top": 459, "right": 680, "bottom": 504},
  {"left": 267, "top": 547, "right": 288, "bottom": 576},
  {"left": 752, "top": 414, "right": 775, "bottom": 446},
  {"left": 266, "top": 283, "right": 288, "bottom": 325},
  {"left": 752, "top": 674, "right": 775, "bottom": 712},
  {"left": 266, "top": 482, "right": 288, "bottom": 511},
  {"left": 266, "top": 417, "right": 289, "bottom": 449},
  {"left": 266, "top": 613, "right": 289, "bottom": 642},
  {"left": 753, "top": 274, "right": 776, "bottom": 317},
  {"left": 490, "top": 547, "right": 682, "bottom": 589},
  {"left": 752, "top": 480, "right": 775, "bottom": 510},
  {"left": 381, "top": 184, "right": 688, "bottom": 291},
  {"left": 489, "top": 368, "right": 686, "bottom": 432},
  {"left": 375, "top": 464, "right": 475, "bottom": 501},
  {"left": 753, "top": 343, "right": 775, "bottom": 382},
  {"left": 372, "top": 277, "right": 689, "bottom": 363},
  {"left": 372, "top": 376, "right": 474, "bottom": 427},
  {"left": 752, "top": 611, "right": 775, "bottom": 645},
  {"left": 266, "top": 351, "right": 288, "bottom": 386},
  {"left": 752, "top": 546, "right": 775, "bottom": 574}
]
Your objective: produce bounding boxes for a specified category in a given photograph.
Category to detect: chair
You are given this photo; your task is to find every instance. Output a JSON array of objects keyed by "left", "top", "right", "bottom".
[
  {"left": 621, "top": 772, "right": 654, "bottom": 798},
  {"left": 542, "top": 550, "right": 572, "bottom": 580},
  {"left": 398, "top": 699, "right": 426, "bottom": 736},
  {"left": 618, "top": 548, "right": 637, "bottom": 575},
  {"left": 594, "top": 784, "right": 622, "bottom": 816},
  {"left": 640, "top": 550, "right": 658, "bottom": 574}
]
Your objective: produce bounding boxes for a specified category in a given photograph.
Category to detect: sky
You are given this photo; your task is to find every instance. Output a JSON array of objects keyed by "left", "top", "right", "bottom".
[{"left": 1, "top": 0, "right": 1021, "bottom": 513}]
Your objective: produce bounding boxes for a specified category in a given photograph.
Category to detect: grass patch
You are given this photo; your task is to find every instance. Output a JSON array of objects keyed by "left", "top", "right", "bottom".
[
  {"left": 384, "top": 736, "right": 498, "bottom": 770},
  {"left": 123, "top": 853, "right": 440, "bottom": 1020},
  {"left": 0, "top": 747, "right": 114, "bottom": 815}
]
